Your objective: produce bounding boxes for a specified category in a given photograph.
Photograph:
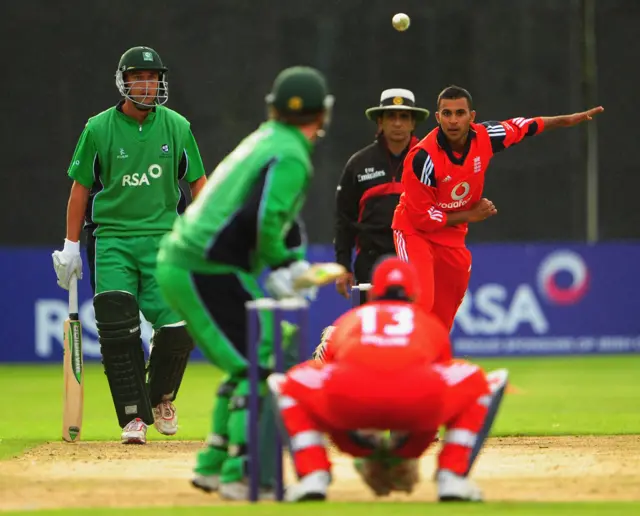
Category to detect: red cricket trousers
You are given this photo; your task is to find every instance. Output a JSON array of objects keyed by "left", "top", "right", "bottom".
[
  {"left": 394, "top": 230, "right": 472, "bottom": 331},
  {"left": 276, "top": 359, "right": 490, "bottom": 478}
]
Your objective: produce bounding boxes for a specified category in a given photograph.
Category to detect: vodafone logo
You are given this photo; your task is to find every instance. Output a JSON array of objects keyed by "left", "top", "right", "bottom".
[
  {"left": 438, "top": 181, "right": 471, "bottom": 209},
  {"left": 451, "top": 182, "right": 470, "bottom": 200},
  {"left": 438, "top": 198, "right": 471, "bottom": 209}
]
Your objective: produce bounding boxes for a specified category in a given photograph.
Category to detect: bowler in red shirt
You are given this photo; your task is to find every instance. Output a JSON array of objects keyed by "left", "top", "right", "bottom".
[{"left": 392, "top": 85, "right": 603, "bottom": 330}]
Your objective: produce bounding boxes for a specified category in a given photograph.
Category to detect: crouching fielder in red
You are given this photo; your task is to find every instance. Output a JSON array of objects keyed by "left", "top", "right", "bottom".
[{"left": 267, "top": 257, "right": 509, "bottom": 502}]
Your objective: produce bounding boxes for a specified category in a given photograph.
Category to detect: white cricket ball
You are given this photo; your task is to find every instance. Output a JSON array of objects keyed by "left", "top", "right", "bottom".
[{"left": 392, "top": 13, "right": 411, "bottom": 32}]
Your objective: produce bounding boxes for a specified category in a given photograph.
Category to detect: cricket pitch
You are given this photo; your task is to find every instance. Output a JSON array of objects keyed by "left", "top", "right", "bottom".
[{"left": 1, "top": 436, "right": 639, "bottom": 511}]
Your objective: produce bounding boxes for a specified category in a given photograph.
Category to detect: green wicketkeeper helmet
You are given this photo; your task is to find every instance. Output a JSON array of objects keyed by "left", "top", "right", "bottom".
[{"left": 115, "top": 46, "right": 169, "bottom": 108}]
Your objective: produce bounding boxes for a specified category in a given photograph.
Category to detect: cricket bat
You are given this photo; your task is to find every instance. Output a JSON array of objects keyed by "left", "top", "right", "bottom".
[
  {"left": 293, "top": 262, "right": 347, "bottom": 290},
  {"left": 62, "top": 273, "right": 84, "bottom": 442}
]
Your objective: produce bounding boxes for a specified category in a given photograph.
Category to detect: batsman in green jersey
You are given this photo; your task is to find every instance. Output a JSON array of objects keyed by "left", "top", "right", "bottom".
[
  {"left": 156, "top": 66, "right": 334, "bottom": 500},
  {"left": 52, "top": 46, "right": 207, "bottom": 445}
]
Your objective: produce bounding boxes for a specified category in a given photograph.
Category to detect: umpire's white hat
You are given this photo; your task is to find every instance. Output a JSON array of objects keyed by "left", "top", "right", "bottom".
[{"left": 365, "top": 88, "right": 430, "bottom": 122}]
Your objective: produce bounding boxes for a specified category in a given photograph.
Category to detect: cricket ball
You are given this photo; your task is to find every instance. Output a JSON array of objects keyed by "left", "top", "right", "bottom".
[{"left": 392, "top": 13, "right": 411, "bottom": 32}]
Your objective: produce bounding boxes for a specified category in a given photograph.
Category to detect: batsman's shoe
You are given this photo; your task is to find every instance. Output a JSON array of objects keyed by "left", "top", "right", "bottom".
[
  {"left": 153, "top": 400, "right": 178, "bottom": 435},
  {"left": 191, "top": 474, "right": 220, "bottom": 493},
  {"left": 436, "top": 469, "right": 483, "bottom": 502},
  {"left": 388, "top": 459, "right": 420, "bottom": 494},
  {"left": 121, "top": 418, "right": 148, "bottom": 445},
  {"left": 285, "top": 470, "right": 331, "bottom": 502},
  {"left": 219, "top": 480, "right": 276, "bottom": 501},
  {"left": 353, "top": 458, "right": 391, "bottom": 497}
]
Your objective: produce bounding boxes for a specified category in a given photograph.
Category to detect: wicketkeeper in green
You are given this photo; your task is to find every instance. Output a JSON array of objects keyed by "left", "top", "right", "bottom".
[
  {"left": 52, "top": 46, "right": 207, "bottom": 444},
  {"left": 156, "top": 66, "right": 334, "bottom": 500}
]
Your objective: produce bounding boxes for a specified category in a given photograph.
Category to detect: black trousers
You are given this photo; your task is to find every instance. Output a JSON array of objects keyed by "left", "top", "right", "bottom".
[{"left": 354, "top": 248, "right": 397, "bottom": 304}]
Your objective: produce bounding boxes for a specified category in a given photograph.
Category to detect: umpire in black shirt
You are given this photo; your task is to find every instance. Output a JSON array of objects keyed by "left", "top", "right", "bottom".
[{"left": 334, "top": 88, "right": 430, "bottom": 303}]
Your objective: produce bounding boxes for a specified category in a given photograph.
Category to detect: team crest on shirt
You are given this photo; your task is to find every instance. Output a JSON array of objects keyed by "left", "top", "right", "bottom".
[
  {"left": 159, "top": 143, "right": 172, "bottom": 159},
  {"left": 473, "top": 156, "right": 482, "bottom": 173},
  {"left": 117, "top": 148, "right": 129, "bottom": 159}
]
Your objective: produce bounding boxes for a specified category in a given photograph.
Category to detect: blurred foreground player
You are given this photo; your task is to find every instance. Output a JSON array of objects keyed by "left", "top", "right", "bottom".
[
  {"left": 267, "top": 257, "right": 509, "bottom": 502},
  {"left": 156, "top": 66, "right": 335, "bottom": 500},
  {"left": 392, "top": 85, "right": 604, "bottom": 330}
]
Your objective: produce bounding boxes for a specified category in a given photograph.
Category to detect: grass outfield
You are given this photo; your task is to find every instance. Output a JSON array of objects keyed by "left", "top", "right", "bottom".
[
  {"left": 2, "top": 502, "right": 640, "bottom": 516},
  {"left": 1, "top": 355, "right": 639, "bottom": 513},
  {"left": 2, "top": 354, "right": 639, "bottom": 460}
]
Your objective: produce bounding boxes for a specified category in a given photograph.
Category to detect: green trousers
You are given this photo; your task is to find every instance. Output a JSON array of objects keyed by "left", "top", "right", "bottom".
[
  {"left": 156, "top": 261, "right": 298, "bottom": 486},
  {"left": 92, "top": 235, "right": 182, "bottom": 328}
]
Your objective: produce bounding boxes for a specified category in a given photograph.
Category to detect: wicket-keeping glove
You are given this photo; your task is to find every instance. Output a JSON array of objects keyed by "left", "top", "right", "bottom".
[{"left": 353, "top": 457, "right": 392, "bottom": 497}]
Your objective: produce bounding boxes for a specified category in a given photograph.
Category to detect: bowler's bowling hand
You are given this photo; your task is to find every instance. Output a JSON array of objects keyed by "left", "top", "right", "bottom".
[{"left": 565, "top": 106, "right": 604, "bottom": 126}]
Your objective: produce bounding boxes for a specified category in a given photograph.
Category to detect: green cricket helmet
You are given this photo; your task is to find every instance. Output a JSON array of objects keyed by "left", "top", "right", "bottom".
[
  {"left": 265, "top": 66, "right": 335, "bottom": 136},
  {"left": 115, "top": 46, "right": 169, "bottom": 109}
]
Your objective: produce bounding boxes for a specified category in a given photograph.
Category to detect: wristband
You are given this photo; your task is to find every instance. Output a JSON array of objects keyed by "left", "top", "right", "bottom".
[{"left": 63, "top": 238, "right": 80, "bottom": 253}]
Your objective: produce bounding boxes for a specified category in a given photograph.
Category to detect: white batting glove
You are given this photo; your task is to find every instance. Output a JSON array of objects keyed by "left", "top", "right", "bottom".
[
  {"left": 265, "top": 267, "right": 295, "bottom": 300},
  {"left": 296, "top": 286, "right": 317, "bottom": 301},
  {"left": 52, "top": 239, "right": 83, "bottom": 290},
  {"left": 288, "top": 260, "right": 318, "bottom": 301}
]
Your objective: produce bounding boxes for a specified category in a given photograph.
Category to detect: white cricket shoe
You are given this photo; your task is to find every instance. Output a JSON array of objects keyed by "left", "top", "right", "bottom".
[
  {"left": 121, "top": 418, "right": 148, "bottom": 444},
  {"left": 437, "top": 469, "right": 483, "bottom": 502},
  {"left": 285, "top": 470, "right": 330, "bottom": 502},
  {"left": 219, "top": 480, "right": 276, "bottom": 501},
  {"left": 191, "top": 474, "right": 220, "bottom": 493},
  {"left": 153, "top": 400, "right": 178, "bottom": 436}
]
